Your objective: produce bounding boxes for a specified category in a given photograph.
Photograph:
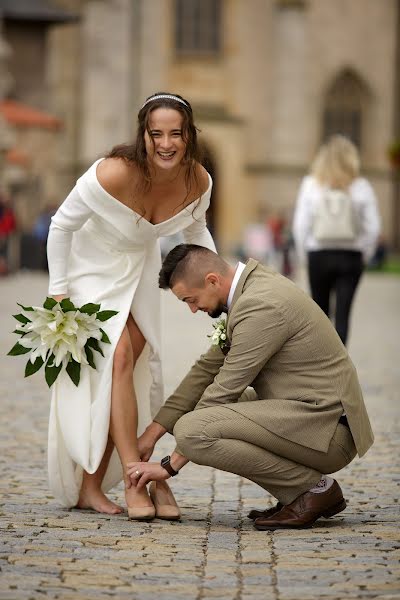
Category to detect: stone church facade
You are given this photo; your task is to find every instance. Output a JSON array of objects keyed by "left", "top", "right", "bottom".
[{"left": 1, "top": 0, "right": 399, "bottom": 252}]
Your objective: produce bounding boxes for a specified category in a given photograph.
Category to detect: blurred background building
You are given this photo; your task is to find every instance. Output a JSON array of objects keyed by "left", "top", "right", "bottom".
[{"left": 0, "top": 0, "right": 399, "bottom": 260}]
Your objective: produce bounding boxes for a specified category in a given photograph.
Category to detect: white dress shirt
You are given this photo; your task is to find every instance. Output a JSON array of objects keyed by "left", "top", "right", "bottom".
[{"left": 227, "top": 262, "right": 246, "bottom": 309}]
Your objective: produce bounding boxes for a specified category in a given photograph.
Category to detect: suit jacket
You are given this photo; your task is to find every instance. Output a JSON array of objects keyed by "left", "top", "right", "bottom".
[{"left": 155, "top": 259, "right": 373, "bottom": 457}]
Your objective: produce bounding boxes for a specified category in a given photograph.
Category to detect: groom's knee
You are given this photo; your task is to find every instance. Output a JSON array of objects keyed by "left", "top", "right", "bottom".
[{"left": 173, "top": 411, "right": 209, "bottom": 459}]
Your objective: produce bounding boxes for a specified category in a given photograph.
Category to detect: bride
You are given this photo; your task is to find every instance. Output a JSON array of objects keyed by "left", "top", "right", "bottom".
[{"left": 46, "top": 92, "right": 216, "bottom": 519}]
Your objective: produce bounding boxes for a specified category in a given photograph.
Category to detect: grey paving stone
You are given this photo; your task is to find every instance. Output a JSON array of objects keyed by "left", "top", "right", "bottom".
[{"left": 0, "top": 271, "right": 399, "bottom": 599}]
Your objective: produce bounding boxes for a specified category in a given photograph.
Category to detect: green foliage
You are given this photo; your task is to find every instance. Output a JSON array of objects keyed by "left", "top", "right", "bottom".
[
  {"left": 25, "top": 357, "right": 44, "bottom": 377},
  {"left": 8, "top": 342, "right": 31, "bottom": 356},
  {"left": 45, "top": 354, "right": 63, "bottom": 387},
  {"left": 66, "top": 359, "right": 81, "bottom": 386},
  {"left": 43, "top": 297, "right": 57, "bottom": 310},
  {"left": 96, "top": 310, "right": 118, "bottom": 322},
  {"left": 13, "top": 313, "right": 31, "bottom": 324},
  {"left": 80, "top": 303, "right": 101, "bottom": 315}
]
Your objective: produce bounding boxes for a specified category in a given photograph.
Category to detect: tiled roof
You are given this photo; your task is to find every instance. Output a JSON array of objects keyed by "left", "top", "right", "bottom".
[
  {"left": 0, "top": 0, "right": 78, "bottom": 23},
  {"left": 0, "top": 100, "right": 62, "bottom": 130}
]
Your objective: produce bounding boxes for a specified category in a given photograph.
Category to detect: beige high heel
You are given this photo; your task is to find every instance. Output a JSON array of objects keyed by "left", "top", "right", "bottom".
[
  {"left": 127, "top": 487, "right": 155, "bottom": 521},
  {"left": 149, "top": 481, "right": 181, "bottom": 520},
  {"left": 127, "top": 504, "right": 156, "bottom": 521}
]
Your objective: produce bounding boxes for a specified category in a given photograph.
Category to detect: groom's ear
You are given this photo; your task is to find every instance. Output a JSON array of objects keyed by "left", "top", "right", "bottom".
[{"left": 205, "top": 272, "right": 220, "bottom": 287}]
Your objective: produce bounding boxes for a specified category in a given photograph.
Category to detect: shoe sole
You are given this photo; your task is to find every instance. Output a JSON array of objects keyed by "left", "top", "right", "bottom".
[{"left": 254, "top": 498, "right": 347, "bottom": 530}]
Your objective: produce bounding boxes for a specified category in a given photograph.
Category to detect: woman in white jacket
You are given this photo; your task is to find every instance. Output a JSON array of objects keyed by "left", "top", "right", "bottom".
[{"left": 292, "top": 135, "right": 380, "bottom": 345}]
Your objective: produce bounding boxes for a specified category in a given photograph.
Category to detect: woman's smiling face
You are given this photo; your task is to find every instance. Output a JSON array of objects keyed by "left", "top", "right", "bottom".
[{"left": 144, "top": 108, "right": 186, "bottom": 171}]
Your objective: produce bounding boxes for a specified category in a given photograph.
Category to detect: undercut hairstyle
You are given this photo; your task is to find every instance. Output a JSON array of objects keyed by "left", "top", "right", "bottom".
[{"left": 159, "top": 244, "right": 229, "bottom": 290}]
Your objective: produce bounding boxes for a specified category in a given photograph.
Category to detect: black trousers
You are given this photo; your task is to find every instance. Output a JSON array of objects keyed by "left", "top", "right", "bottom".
[{"left": 307, "top": 250, "right": 364, "bottom": 345}]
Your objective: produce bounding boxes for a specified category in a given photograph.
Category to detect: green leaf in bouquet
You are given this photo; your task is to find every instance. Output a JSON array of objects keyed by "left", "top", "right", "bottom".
[
  {"left": 45, "top": 354, "right": 63, "bottom": 387},
  {"left": 79, "top": 302, "right": 101, "bottom": 315},
  {"left": 84, "top": 344, "right": 96, "bottom": 369},
  {"left": 86, "top": 337, "right": 104, "bottom": 357},
  {"left": 13, "top": 313, "right": 31, "bottom": 324},
  {"left": 7, "top": 342, "right": 31, "bottom": 356},
  {"left": 13, "top": 329, "right": 27, "bottom": 335},
  {"left": 96, "top": 310, "right": 118, "bottom": 322},
  {"left": 43, "top": 297, "right": 57, "bottom": 310},
  {"left": 60, "top": 298, "right": 76, "bottom": 312},
  {"left": 25, "top": 357, "right": 44, "bottom": 377},
  {"left": 66, "top": 359, "right": 81, "bottom": 386},
  {"left": 100, "top": 328, "right": 110, "bottom": 344},
  {"left": 17, "top": 302, "right": 34, "bottom": 311}
]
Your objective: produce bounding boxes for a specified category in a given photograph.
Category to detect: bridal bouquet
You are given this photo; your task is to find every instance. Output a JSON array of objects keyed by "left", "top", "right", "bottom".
[{"left": 7, "top": 297, "right": 118, "bottom": 387}]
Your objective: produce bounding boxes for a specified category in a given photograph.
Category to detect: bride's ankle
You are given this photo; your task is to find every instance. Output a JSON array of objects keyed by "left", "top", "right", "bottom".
[{"left": 79, "top": 484, "right": 102, "bottom": 498}]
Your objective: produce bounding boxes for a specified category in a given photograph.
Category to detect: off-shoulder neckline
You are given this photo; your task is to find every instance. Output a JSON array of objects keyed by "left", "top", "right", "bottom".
[{"left": 91, "top": 158, "right": 212, "bottom": 227}]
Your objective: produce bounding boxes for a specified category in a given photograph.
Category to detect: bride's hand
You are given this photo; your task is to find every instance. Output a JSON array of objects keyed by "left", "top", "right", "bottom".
[{"left": 126, "top": 461, "right": 169, "bottom": 490}]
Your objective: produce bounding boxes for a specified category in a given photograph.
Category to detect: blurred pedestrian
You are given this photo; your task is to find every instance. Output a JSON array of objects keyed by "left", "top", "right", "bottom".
[
  {"left": 292, "top": 135, "right": 380, "bottom": 345},
  {"left": 242, "top": 220, "right": 273, "bottom": 265},
  {"left": 0, "top": 193, "right": 17, "bottom": 275},
  {"left": 32, "top": 204, "right": 57, "bottom": 270}
]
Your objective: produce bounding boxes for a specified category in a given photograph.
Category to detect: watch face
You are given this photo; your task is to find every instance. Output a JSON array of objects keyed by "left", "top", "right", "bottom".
[{"left": 161, "top": 455, "right": 170, "bottom": 467}]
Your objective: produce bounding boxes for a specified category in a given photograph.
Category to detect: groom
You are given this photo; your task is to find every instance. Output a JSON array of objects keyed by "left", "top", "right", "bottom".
[{"left": 127, "top": 244, "right": 373, "bottom": 530}]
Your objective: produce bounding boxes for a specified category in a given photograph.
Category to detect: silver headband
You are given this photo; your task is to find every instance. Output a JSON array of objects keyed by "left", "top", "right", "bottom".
[{"left": 141, "top": 94, "right": 189, "bottom": 109}]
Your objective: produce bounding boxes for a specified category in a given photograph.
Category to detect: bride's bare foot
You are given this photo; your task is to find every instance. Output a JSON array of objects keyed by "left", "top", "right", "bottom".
[{"left": 76, "top": 488, "right": 124, "bottom": 514}]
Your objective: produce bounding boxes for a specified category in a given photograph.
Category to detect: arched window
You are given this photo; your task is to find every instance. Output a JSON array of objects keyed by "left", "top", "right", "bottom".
[
  {"left": 175, "top": 0, "right": 221, "bottom": 55},
  {"left": 323, "top": 69, "right": 369, "bottom": 149}
]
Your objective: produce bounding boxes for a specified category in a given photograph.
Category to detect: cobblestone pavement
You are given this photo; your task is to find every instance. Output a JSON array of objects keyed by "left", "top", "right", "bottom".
[{"left": 0, "top": 270, "right": 399, "bottom": 600}]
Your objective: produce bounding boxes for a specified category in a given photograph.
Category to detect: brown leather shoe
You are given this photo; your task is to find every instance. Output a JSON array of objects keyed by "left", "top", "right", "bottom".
[
  {"left": 247, "top": 502, "right": 283, "bottom": 520},
  {"left": 254, "top": 480, "right": 346, "bottom": 530}
]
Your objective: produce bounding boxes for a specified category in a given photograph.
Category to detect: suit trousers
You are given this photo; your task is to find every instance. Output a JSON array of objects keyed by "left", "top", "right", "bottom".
[{"left": 173, "top": 402, "right": 357, "bottom": 505}]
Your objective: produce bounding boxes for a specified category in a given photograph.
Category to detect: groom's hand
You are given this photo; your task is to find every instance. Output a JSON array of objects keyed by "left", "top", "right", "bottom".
[
  {"left": 138, "top": 421, "right": 168, "bottom": 461},
  {"left": 127, "top": 461, "right": 169, "bottom": 490},
  {"left": 137, "top": 432, "right": 156, "bottom": 462}
]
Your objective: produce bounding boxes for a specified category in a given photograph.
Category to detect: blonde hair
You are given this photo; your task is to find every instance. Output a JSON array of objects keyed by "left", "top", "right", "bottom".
[{"left": 311, "top": 135, "right": 360, "bottom": 190}]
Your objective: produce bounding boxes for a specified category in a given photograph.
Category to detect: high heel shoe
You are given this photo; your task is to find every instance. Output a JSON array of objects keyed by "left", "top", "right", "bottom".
[
  {"left": 149, "top": 481, "right": 181, "bottom": 520},
  {"left": 127, "top": 504, "right": 156, "bottom": 521}
]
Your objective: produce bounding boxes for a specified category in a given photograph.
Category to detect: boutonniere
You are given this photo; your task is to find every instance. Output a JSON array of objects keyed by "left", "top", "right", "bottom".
[
  {"left": 208, "top": 318, "right": 228, "bottom": 350},
  {"left": 7, "top": 297, "right": 118, "bottom": 387}
]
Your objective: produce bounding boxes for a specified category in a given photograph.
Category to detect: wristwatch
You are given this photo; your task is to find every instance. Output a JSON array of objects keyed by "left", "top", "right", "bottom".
[{"left": 160, "top": 455, "right": 179, "bottom": 477}]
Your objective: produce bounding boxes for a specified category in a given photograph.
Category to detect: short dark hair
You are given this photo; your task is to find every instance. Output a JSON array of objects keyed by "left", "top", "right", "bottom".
[{"left": 159, "top": 244, "right": 226, "bottom": 289}]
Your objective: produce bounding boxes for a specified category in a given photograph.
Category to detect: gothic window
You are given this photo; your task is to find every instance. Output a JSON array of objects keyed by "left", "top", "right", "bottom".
[
  {"left": 175, "top": 0, "right": 221, "bottom": 55},
  {"left": 323, "top": 69, "right": 369, "bottom": 149}
]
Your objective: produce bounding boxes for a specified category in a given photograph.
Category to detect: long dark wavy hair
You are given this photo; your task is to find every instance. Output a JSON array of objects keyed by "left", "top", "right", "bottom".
[{"left": 106, "top": 92, "right": 203, "bottom": 217}]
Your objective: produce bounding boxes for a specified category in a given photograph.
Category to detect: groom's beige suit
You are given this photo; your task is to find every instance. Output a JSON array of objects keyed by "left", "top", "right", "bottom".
[{"left": 154, "top": 259, "right": 373, "bottom": 504}]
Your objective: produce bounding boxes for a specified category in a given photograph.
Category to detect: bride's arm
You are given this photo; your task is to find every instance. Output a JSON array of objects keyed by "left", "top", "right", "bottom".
[{"left": 47, "top": 186, "right": 93, "bottom": 296}]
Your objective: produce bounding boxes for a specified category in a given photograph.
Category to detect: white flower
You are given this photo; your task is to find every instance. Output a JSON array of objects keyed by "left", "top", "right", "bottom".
[{"left": 208, "top": 318, "right": 228, "bottom": 349}]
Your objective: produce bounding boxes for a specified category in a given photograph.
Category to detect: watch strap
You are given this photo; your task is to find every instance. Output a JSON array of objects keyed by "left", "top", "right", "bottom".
[{"left": 160, "top": 455, "right": 178, "bottom": 477}]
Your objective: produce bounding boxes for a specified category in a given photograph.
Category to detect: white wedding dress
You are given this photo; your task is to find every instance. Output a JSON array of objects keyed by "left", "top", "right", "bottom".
[{"left": 46, "top": 158, "right": 215, "bottom": 507}]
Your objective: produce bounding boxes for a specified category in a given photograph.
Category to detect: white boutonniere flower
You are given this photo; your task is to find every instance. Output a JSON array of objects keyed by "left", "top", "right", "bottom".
[
  {"left": 208, "top": 318, "right": 228, "bottom": 350},
  {"left": 8, "top": 297, "right": 118, "bottom": 387}
]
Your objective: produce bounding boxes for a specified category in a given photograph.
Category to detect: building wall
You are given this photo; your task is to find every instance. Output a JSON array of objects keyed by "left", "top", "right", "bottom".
[
  {"left": 4, "top": 0, "right": 396, "bottom": 251},
  {"left": 142, "top": 0, "right": 397, "bottom": 251}
]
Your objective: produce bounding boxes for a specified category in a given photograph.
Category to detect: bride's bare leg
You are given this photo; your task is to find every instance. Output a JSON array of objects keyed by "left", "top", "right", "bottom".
[
  {"left": 109, "top": 318, "right": 153, "bottom": 510},
  {"left": 77, "top": 436, "right": 124, "bottom": 514}
]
